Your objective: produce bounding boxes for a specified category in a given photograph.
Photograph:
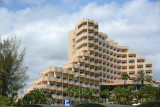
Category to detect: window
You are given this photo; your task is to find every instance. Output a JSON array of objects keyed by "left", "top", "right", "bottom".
[
  {"left": 57, "top": 93, "right": 61, "bottom": 95},
  {"left": 56, "top": 76, "right": 60, "bottom": 79},
  {"left": 50, "top": 83, "right": 54, "bottom": 86},
  {"left": 57, "top": 84, "right": 61, "bottom": 87},
  {"left": 50, "top": 92, "right": 54, "bottom": 95},
  {"left": 74, "top": 80, "right": 78, "bottom": 82},
  {"left": 63, "top": 86, "right": 67, "bottom": 88}
]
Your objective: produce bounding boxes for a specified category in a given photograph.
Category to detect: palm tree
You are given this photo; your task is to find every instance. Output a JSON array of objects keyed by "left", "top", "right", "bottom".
[
  {"left": 22, "top": 93, "right": 34, "bottom": 104},
  {"left": 66, "top": 87, "right": 74, "bottom": 99},
  {"left": 112, "top": 86, "right": 123, "bottom": 104},
  {"left": 133, "top": 70, "right": 152, "bottom": 86},
  {"left": 124, "top": 86, "right": 134, "bottom": 105},
  {"left": 121, "top": 73, "right": 130, "bottom": 87},
  {"left": 112, "top": 86, "right": 134, "bottom": 105},
  {"left": 137, "top": 86, "right": 146, "bottom": 103},
  {"left": 22, "top": 88, "right": 54, "bottom": 104},
  {"left": 88, "top": 88, "right": 97, "bottom": 102},
  {"left": 143, "top": 85, "right": 154, "bottom": 102},
  {"left": 82, "top": 88, "right": 89, "bottom": 101},
  {"left": 100, "top": 89, "right": 110, "bottom": 103},
  {"left": 73, "top": 88, "right": 79, "bottom": 103},
  {"left": 153, "top": 85, "right": 160, "bottom": 100}
]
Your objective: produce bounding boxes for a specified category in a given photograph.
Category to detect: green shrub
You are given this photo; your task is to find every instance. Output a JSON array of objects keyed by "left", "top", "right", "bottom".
[
  {"left": 72, "top": 103, "right": 105, "bottom": 107},
  {"left": 137, "top": 101, "right": 160, "bottom": 107}
]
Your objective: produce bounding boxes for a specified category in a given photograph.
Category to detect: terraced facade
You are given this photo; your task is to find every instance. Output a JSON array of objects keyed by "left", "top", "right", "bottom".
[{"left": 26, "top": 19, "right": 153, "bottom": 104}]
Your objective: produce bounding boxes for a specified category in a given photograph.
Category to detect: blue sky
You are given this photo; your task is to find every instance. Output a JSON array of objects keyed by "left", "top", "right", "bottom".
[
  {"left": 1, "top": 0, "right": 157, "bottom": 12},
  {"left": 0, "top": 0, "right": 160, "bottom": 92}
]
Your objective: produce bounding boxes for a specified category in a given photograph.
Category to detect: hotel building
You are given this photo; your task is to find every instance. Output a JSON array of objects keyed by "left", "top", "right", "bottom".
[{"left": 26, "top": 19, "right": 153, "bottom": 104}]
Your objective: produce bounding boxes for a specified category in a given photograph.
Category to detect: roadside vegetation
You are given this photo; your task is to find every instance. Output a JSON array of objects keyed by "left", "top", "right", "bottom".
[{"left": 0, "top": 37, "right": 28, "bottom": 106}]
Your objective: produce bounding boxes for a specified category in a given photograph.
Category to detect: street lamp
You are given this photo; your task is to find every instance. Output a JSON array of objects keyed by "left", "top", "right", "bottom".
[{"left": 74, "top": 73, "right": 85, "bottom": 103}]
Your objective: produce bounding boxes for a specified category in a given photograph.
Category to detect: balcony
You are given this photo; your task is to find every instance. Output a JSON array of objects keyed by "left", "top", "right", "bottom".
[
  {"left": 63, "top": 80, "right": 68, "bottom": 83},
  {"left": 88, "top": 26, "right": 94, "bottom": 31},
  {"left": 57, "top": 87, "right": 63, "bottom": 91},
  {"left": 69, "top": 81, "right": 74, "bottom": 85},
  {"left": 75, "top": 32, "right": 88, "bottom": 42},
  {"left": 75, "top": 39, "right": 88, "bottom": 49},
  {"left": 34, "top": 76, "right": 48, "bottom": 84},
  {"left": 75, "top": 25, "right": 88, "bottom": 35},
  {"left": 57, "top": 79, "right": 63, "bottom": 83},
  {"left": 88, "top": 47, "right": 94, "bottom": 51},
  {"left": 88, "top": 40, "right": 94, "bottom": 44}
]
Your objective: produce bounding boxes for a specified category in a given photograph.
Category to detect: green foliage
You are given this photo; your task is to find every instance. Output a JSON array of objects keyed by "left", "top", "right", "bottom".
[
  {"left": 92, "top": 98, "right": 103, "bottom": 103},
  {"left": 66, "top": 87, "right": 97, "bottom": 104},
  {"left": 0, "top": 94, "right": 16, "bottom": 106},
  {"left": 100, "top": 89, "right": 110, "bottom": 103},
  {"left": 72, "top": 103, "right": 105, "bottom": 107},
  {"left": 133, "top": 70, "right": 152, "bottom": 86},
  {"left": 66, "top": 86, "right": 74, "bottom": 98},
  {"left": 112, "top": 86, "right": 135, "bottom": 105},
  {"left": 22, "top": 88, "right": 54, "bottom": 105},
  {"left": 87, "top": 88, "right": 97, "bottom": 102},
  {"left": 137, "top": 100, "right": 160, "bottom": 107},
  {"left": 137, "top": 85, "right": 155, "bottom": 103},
  {"left": 0, "top": 37, "right": 29, "bottom": 100},
  {"left": 121, "top": 73, "right": 130, "bottom": 87},
  {"left": 153, "top": 85, "right": 160, "bottom": 100},
  {"left": 0, "top": 94, "right": 11, "bottom": 106}
]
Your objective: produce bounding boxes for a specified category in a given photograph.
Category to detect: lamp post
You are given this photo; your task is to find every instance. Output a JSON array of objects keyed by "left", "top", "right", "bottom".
[{"left": 74, "top": 73, "right": 85, "bottom": 103}]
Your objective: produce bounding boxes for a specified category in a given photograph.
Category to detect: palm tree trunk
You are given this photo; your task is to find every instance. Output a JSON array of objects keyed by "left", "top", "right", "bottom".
[
  {"left": 75, "top": 97, "right": 76, "bottom": 103},
  {"left": 90, "top": 95, "right": 92, "bottom": 102},
  {"left": 142, "top": 80, "right": 144, "bottom": 86},
  {"left": 142, "top": 94, "right": 143, "bottom": 103}
]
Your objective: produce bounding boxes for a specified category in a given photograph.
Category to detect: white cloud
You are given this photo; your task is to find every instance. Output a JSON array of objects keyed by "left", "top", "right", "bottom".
[{"left": 0, "top": 0, "right": 160, "bottom": 89}]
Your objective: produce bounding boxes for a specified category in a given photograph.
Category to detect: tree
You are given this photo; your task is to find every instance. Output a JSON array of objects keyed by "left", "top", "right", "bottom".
[
  {"left": 66, "top": 87, "right": 74, "bottom": 99},
  {"left": 82, "top": 88, "right": 89, "bottom": 101},
  {"left": 153, "top": 85, "right": 160, "bottom": 100},
  {"left": 143, "top": 85, "right": 154, "bottom": 102},
  {"left": 137, "top": 86, "right": 146, "bottom": 103},
  {"left": 112, "top": 86, "right": 123, "bottom": 104},
  {"left": 121, "top": 73, "right": 130, "bottom": 87},
  {"left": 0, "top": 37, "right": 28, "bottom": 101},
  {"left": 0, "top": 94, "right": 16, "bottom": 106},
  {"left": 124, "top": 86, "right": 135, "bottom": 105},
  {"left": 22, "top": 88, "right": 54, "bottom": 104},
  {"left": 112, "top": 86, "right": 134, "bottom": 105},
  {"left": 73, "top": 88, "right": 79, "bottom": 103},
  {"left": 133, "top": 70, "right": 152, "bottom": 86},
  {"left": 87, "top": 88, "right": 97, "bottom": 102},
  {"left": 100, "top": 89, "right": 110, "bottom": 103}
]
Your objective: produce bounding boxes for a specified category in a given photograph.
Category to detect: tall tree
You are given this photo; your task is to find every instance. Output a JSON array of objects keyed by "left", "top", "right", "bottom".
[
  {"left": 88, "top": 88, "right": 97, "bottom": 102},
  {"left": 137, "top": 86, "right": 146, "bottom": 103},
  {"left": 0, "top": 37, "right": 28, "bottom": 100},
  {"left": 100, "top": 89, "right": 110, "bottom": 103},
  {"left": 153, "top": 85, "right": 160, "bottom": 100},
  {"left": 133, "top": 70, "right": 152, "bottom": 86},
  {"left": 73, "top": 88, "right": 79, "bottom": 103},
  {"left": 121, "top": 73, "right": 130, "bottom": 87},
  {"left": 66, "top": 87, "right": 74, "bottom": 99}
]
